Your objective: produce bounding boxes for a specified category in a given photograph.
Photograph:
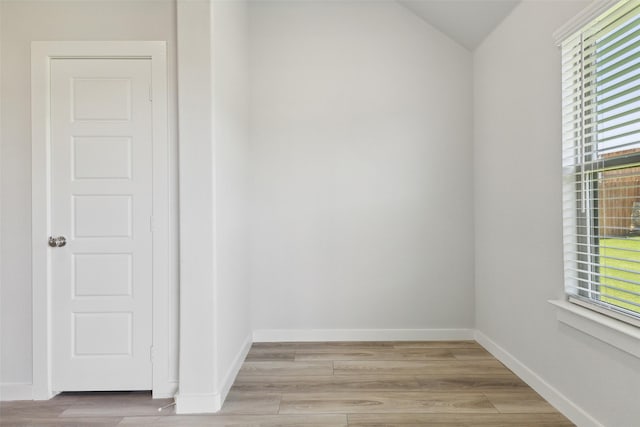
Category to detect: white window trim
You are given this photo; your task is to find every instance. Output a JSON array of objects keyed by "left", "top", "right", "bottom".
[
  {"left": 554, "top": 0, "right": 640, "bottom": 358},
  {"left": 569, "top": 296, "right": 640, "bottom": 328},
  {"left": 553, "top": 0, "right": 621, "bottom": 45},
  {"left": 549, "top": 300, "right": 640, "bottom": 359}
]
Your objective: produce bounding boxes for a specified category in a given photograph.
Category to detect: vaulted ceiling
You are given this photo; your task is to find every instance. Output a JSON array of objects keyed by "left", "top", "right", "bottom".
[{"left": 398, "top": 0, "right": 520, "bottom": 50}]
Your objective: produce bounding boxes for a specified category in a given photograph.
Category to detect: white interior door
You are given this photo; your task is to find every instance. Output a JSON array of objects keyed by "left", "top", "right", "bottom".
[{"left": 50, "top": 58, "right": 153, "bottom": 391}]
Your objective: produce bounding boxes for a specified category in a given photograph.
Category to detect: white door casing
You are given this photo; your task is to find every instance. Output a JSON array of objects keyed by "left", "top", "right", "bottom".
[
  {"left": 50, "top": 58, "right": 153, "bottom": 391},
  {"left": 31, "top": 42, "right": 171, "bottom": 399}
]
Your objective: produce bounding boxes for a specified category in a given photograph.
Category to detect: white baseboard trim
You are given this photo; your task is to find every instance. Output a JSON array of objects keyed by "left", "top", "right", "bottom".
[
  {"left": 175, "top": 333, "right": 252, "bottom": 414},
  {"left": 0, "top": 383, "right": 33, "bottom": 401},
  {"left": 253, "top": 328, "right": 475, "bottom": 342},
  {"left": 218, "top": 333, "right": 252, "bottom": 405},
  {"left": 474, "top": 330, "right": 604, "bottom": 427},
  {"left": 175, "top": 392, "right": 221, "bottom": 414}
]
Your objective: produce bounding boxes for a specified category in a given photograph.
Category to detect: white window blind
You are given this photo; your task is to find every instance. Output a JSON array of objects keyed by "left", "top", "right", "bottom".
[{"left": 562, "top": 0, "right": 640, "bottom": 324}]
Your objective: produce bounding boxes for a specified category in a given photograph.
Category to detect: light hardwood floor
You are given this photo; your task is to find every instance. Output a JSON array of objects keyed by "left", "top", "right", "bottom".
[{"left": 0, "top": 341, "right": 574, "bottom": 426}]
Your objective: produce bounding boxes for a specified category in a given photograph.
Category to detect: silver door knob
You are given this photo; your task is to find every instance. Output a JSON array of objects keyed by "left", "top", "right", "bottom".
[{"left": 48, "top": 236, "right": 67, "bottom": 247}]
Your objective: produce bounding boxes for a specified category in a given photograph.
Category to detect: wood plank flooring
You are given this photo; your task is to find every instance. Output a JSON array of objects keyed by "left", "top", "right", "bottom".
[{"left": 0, "top": 341, "right": 574, "bottom": 426}]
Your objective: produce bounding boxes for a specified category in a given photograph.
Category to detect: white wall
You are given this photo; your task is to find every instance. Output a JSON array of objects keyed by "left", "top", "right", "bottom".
[
  {"left": 175, "top": 0, "right": 216, "bottom": 411},
  {"left": 249, "top": 1, "right": 474, "bottom": 336},
  {"left": 474, "top": 2, "right": 640, "bottom": 426},
  {"left": 0, "top": 0, "right": 179, "bottom": 392},
  {"left": 175, "top": 0, "right": 251, "bottom": 412},
  {"left": 211, "top": 0, "right": 252, "bottom": 398}
]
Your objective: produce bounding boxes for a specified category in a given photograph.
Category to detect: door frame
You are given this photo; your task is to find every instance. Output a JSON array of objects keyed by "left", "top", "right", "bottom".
[{"left": 31, "top": 41, "right": 171, "bottom": 399}]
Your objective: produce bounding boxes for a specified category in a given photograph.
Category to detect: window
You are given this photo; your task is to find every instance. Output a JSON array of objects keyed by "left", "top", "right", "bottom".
[{"left": 562, "top": 0, "right": 640, "bottom": 325}]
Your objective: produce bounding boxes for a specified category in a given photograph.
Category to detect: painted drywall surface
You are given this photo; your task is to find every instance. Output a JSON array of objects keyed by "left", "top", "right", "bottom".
[
  {"left": 398, "top": 0, "right": 519, "bottom": 50},
  {"left": 249, "top": 1, "right": 474, "bottom": 331},
  {"left": 473, "top": 1, "right": 640, "bottom": 425},
  {"left": 211, "top": 0, "right": 251, "bottom": 393},
  {"left": 175, "top": 0, "right": 217, "bottom": 402},
  {"left": 175, "top": 0, "right": 250, "bottom": 408},
  {"left": 0, "top": 0, "right": 179, "bottom": 387}
]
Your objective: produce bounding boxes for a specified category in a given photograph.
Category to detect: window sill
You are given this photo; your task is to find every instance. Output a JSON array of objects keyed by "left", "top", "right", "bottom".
[{"left": 548, "top": 299, "right": 640, "bottom": 359}]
